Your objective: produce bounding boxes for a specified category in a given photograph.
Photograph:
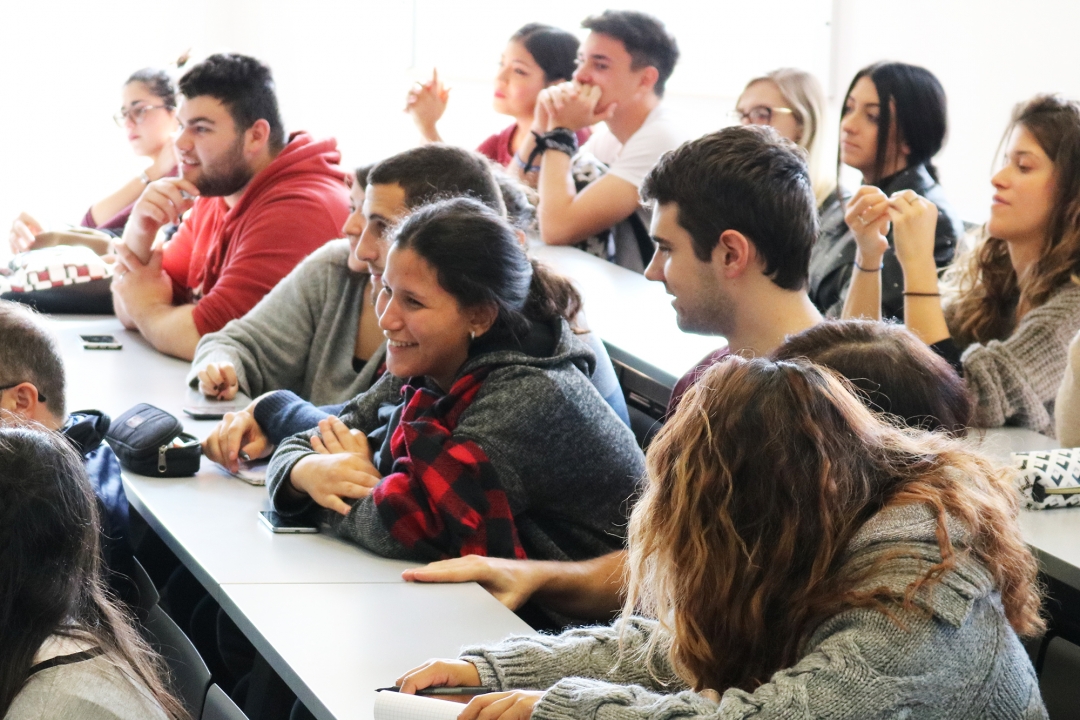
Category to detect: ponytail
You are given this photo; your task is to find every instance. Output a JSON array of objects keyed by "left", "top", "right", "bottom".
[{"left": 524, "top": 260, "right": 582, "bottom": 329}]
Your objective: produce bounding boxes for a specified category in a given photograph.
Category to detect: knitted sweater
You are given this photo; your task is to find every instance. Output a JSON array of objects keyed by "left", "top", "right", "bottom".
[
  {"left": 959, "top": 283, "right": 1080, "bottom": 435},
  {"left": 188, "top": 241, "right": 385, "bottom": 406},
  {"left": 460, "top": 503, "right": 1046, "bottom": 720},
  {"left": 267, "top": 319, "right": 645, "bottom": 563},
  {"left": 1055, "top": 328, "right": 1080, "bottom": 446}
]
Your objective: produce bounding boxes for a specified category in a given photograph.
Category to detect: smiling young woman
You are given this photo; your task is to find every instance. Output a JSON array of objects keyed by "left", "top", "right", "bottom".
[
  {"left": 264, "top": 197, "right": 644, "bottom": 621},
  {"left": 842, "top": 94, "right": 1080, "bottom": 434},
  {"left": 808, "top": 62, "right": 965, "bottom": 321}
]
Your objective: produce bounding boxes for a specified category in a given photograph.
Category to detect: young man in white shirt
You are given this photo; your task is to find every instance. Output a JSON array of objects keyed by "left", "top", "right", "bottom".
[{"left": 518, "top": 10, "right": 686, "bottom": 272}]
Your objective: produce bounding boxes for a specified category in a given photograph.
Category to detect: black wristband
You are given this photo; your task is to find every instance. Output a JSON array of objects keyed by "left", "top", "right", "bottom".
[
  {"left": 853, "top": 260, "right": 883, "bottom": 272},
  {"left": 530, "top": 128, "right": 578, "bottom": 166}
]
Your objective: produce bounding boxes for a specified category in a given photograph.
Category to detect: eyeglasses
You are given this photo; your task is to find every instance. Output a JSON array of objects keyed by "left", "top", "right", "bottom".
[
  {"left": 0, "top": 382, "right": 46, "bottom": 403},
  {"left": 729, "top": 105, "right": 796, "bottom": 126},
  {"left": 113, "top": 104, "right": 171, "bottom": 127}
]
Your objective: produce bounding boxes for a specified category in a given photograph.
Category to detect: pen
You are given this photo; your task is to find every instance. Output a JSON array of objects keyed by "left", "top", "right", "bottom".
[{"left": 376, "top": 686, "right": 493, "bottom": 696}]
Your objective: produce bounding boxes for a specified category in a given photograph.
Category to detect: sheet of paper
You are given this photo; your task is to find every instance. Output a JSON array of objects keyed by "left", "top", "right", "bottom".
[{"left": 374, "top": 691, "right": 464, "bottom": 720}]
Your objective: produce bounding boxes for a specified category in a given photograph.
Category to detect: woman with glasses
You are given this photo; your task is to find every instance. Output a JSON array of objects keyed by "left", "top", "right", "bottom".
[
  {"left": 807, "top": 62, "right": 964, "bottom": 321},
  {"left": 8, "top": 67, "right": 179, "bottom": 254},
  {"left": 732, "top": 68, "right": 833, "bottom": 207}
]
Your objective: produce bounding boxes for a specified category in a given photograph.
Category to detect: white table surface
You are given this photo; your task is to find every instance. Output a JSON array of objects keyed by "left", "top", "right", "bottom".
[
  {"left": 51, "top": 317, "right": 418, "bottom": 598},
  {"left": 220, "top": 583, "right": 533, "bottom": 720},
  {"left": 530, "top": 244, "right": 720, "bottom": 387}
]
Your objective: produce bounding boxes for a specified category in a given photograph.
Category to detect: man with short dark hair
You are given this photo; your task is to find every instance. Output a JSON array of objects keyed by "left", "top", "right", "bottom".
[
  {"left": 517, "top": 10, "right": 687, "bottom": 272},
  {"left": 113, "top": 53, "right": 349, "bottom": 360},
  {"left": 402, "top": 125, "right": 823, "bottom": 621},
  {"left": 0, "top": 300, "right": 136, "bottom": 606}
]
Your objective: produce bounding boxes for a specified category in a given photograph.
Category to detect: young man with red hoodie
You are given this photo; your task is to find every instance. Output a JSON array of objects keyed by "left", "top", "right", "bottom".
[{"left": 113, "top": 53, "right": 349, "bottom": 360}]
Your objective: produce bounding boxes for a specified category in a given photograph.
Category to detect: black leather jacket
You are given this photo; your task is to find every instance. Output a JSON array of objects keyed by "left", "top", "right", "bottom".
[{"left": 808, "top": 163, "right": 964, "bottom": 320}]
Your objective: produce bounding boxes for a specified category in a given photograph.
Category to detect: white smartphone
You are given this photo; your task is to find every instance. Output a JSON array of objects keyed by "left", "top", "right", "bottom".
[
  {"left": 258, "top": 510, "right": 318, "bottom": 534},
  {"left": 80, "top": 334, "right": 122, "bottom": 350}
]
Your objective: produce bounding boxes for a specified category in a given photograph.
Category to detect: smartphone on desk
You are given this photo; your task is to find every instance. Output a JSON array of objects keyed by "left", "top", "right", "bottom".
[
  {"left": 182, "top": 390, "right": 252, "bottom": 420},
  {"left": 81, "top": 334, "right": 122, "bottom": 350},
  {"left": 259, "top": 510, "right": 318, "bottom": 534}
]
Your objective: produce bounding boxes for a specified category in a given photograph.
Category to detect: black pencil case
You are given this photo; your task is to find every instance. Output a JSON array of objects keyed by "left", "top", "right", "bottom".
[{"left": 105, "top": 403, "right": 202, "bottom": 477}]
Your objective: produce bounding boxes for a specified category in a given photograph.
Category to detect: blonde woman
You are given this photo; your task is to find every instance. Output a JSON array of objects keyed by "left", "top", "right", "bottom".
[
  {"left": 394, "top": 356, "right": 1045, "bottom": 719},
  {"left": 733, "top": 68, "right": 832, "bottom": 206}
]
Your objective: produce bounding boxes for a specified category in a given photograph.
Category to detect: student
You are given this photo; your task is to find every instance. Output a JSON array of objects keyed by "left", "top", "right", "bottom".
[
  {"left": 395, "top": 357, "right": 1046, "bottom": 720},
  {"left": 0, "top": 301, "right": 137, "bottom": 609},
  {"left": 401, "top": 125, "right": 824, "bottom": 620},
  {"left": 809, "top": 61, "right": 963, "bottom": 320},
  {"left": 402, "top": 317, "right": 980, "bottom": 621},
  {"left": 8, "top": 67, "right": 179, "bottom": 251},
  {"left": 519, "top": 10, "right": 685, "bottom": 272},
  {"left": 0, "top": 427, "right": 186, "bottom": 720},
  {"left": 112, "top": 53, "right": 350, "bottom": 360},
  {"left": 405, "top": 24, "right": 590, "bottom": 172},
  {"left": 732, "top": 68, "right": 832, "bottom": 207},
  {"left": 1056, "top": 329, "right": 1080, "bottom": 445},
  {"left": 264, "top": 198, "right": 644, "bottom": 569},
  {"left": 773, "top": 319, "right": 972, "bottom": 436},
  {"left": 195, "top": 146, "right": 629, "bottom": 467},
  {"left": 843, "top": 94, "right": 1080, "bottom": 435}
]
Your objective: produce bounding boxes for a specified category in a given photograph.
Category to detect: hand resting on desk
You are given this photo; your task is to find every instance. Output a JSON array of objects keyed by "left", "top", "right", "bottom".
[
  {"left": 202, "top": 404, "right": 272, "bottom": 473},
  {"left": 397, "top": 660, "right": 543, "bottom": 719},
  {"left": 401, "top": 555, "right": 545, "bottom": 611},
  {"left": 198, "top": 361, "right": 240, "bottom": 400}
]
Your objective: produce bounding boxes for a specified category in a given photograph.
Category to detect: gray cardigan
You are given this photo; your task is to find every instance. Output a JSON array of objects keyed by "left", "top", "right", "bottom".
[
  {"left": 267, "top": 319, "right": 645, "bottom": 563},
  {"left": 460, "top": 503, "right": 1046, "bottom": 720},
  {"left": 962, "top": 283, "right": 1080, "bottom": 436},
  {"left": 187, "top": 240, "right": 385, "bottom": 406}
]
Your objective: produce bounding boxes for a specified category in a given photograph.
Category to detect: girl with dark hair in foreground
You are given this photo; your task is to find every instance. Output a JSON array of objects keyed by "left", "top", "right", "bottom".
[
  {"left": 395, "top": 356, "right": 1045, "bottom": 719},
  {"left": 0, "top": 427, "right": 186, "bottom": 720}
]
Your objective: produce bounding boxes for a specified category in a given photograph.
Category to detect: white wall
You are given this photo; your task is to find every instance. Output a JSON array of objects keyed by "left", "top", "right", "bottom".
[
  {"left": 830, "top": 0, "right": 1080, "bottom": 223},
  {"left": 3, "top": 0, "right": 1078, "bottom": 243},
  {"left": 0, "top": 0, "right": 828, "bottom": 244}
]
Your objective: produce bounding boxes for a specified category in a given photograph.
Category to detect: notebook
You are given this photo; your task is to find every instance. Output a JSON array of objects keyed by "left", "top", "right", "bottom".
[{"left": 374, "top": 691, "right": 464, "bottom": 720}]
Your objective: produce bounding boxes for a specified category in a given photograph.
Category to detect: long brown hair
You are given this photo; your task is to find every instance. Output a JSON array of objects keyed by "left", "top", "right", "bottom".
[
  {"left": 945, "top": 94, "right": 1080, "bottom": 346},
  {"left": 0, "top": 427, "right": 188, "bottom": 719},
  {"left": 623, "top": 357, "right": 1042, "bottom": 693}
]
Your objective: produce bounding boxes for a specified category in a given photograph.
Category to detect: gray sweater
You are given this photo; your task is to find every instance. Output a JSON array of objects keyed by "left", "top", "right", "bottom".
[
  {"left": 5, "top": 654, "right": 169, "bottom": 720},
  {"left": 460, "top": 503, "right": 1046, "bottom": 720},
  {"left": 961, "top": 283, "right": 1080, "bottom": 436},
  {"left": 267, "top": 319, "right": 645, "bottom": 563},
  {"left": 187, "top": 240, "right": 384, "bottom": 405}
]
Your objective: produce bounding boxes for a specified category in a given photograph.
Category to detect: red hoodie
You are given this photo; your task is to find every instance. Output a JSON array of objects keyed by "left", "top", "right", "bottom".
[{"left": 162, "top": 131, "right": 350, "bottom": 335}]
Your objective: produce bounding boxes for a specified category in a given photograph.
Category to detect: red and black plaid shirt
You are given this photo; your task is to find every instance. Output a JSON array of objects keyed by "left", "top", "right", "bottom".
[{"left": 371, "top": 367, "right": 527, "bottom": 561}]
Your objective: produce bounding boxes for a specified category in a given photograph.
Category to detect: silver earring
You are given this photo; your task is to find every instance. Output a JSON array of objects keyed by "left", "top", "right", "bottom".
[{"left": 469, "top": 331, "right": 476, "bottom": 340}]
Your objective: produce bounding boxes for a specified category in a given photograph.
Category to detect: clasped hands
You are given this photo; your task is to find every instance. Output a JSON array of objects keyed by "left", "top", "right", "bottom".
[
  {"left": 845, "top": 185, "right": 940, "bottom": 271},
  {"left": 533, "top": 81, "right": 613, "bottom": 134}
]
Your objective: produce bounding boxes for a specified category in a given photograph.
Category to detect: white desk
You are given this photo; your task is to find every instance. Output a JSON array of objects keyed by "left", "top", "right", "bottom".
[
  {"left": 976, "top": 427, "right": 1080, "bottom": 591},
  {"left": 50, "top": 317, "right": 534, "bottom": 720},
  {"left": 220, "top": 583, "right": 531, "bottom": 720},
  {"left": 530, "top": 244, "right": 720, "bottom": 393}
]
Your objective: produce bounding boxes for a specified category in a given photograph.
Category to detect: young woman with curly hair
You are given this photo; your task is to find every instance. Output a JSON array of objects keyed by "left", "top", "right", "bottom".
[{"left": 394, "top": 356, "right": 1045, "bottom": 719}]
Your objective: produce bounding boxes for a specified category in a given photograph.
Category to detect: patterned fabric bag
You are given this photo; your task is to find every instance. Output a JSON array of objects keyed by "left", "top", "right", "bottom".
[
  {"left": 1012, "top": 449, "right": 1080, "bottom": 509},
  {"left": 0, "top": 245, "right": 114, "bottom": 314}
]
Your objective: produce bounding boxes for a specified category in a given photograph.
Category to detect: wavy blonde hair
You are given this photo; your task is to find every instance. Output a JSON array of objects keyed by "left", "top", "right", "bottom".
[
  {"left": 623, "top": 356, "right": 1042, "bottom": 693},
  {"left": 944, "top": 94, "right": 1080, "bottom": 347}
]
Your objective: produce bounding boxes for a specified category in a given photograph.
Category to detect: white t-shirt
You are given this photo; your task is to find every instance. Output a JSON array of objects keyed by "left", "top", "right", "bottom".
[
  {"left": 578, "top": 103, "right": 687, "bottom": 190},
  {"left": 576, "top": 103, "right": 688, "bottom": 272}
]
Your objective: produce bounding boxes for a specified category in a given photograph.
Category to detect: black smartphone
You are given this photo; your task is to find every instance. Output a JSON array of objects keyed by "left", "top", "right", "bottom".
[
  {"left": 258, "top": 510, "right": 318, "bottom": 534},
  {"left": 80, "top": 334, "right": 122, "bottom": 350}
]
